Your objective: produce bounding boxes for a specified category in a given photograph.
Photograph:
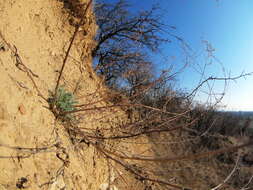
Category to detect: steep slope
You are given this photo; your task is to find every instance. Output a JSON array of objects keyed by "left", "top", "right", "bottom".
[
  {"left": 0, "top": 0, "right": 118, "bottom": 189},
  {"left": 1, "top": 1, "right": 253, "bottom": 190}
]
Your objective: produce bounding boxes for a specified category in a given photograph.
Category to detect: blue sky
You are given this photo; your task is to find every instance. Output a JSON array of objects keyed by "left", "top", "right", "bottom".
[
  {"left": 132, "top": 0, "right": 253, "bottom": 111},
  {"left": 101, "top": 0, "right": 253, "bottom": 110}
]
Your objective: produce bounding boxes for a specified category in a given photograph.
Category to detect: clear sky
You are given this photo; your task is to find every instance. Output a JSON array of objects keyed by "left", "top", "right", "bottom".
[
  {"left": 133, "top": 0, "right": 253, "bottom": 111},
  {"left": 102, "top": 0, "right": 253, "bottom": 111}
]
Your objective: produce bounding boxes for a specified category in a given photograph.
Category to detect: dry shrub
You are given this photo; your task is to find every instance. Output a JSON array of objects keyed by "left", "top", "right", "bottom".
[{"left": 2, "top": 0, "right": 251, "bottom": 189}]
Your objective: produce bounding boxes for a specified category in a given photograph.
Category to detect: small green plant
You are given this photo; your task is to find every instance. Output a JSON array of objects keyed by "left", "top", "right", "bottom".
[{"left": 48, "top": 86, "right": 78, "bottom": 121}]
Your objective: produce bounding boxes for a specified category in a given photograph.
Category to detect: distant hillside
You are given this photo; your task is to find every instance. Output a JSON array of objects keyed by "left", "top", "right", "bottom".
[{"left": 225, "top": 111, "right": 253, "bottom": 117}]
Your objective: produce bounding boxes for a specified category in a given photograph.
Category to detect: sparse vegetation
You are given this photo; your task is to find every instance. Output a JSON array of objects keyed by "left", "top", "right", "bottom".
[
  {"left": 92, "top": 0, "right": 177, "bottom": 87},
  {"left": 0, "top": 0, "right": 253, "bottom": 189},
  {"left": 48, "top": 87, "right": 78, "bottom": 121}
]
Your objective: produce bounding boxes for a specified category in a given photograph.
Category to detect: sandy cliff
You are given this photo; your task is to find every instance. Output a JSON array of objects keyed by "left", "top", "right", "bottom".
[{"left": 0, "top": 0, "right": 116, "bottom": 189}]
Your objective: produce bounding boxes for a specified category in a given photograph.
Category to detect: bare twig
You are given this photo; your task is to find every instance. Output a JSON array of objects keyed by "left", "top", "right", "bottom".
[
  {"left": 54, "top": 0, "right": 93, "bottom": 97},
  {"left": 85, "top": 118, "right": 197, "bottom": 140},
  {"left": 98, "top": 141, "right": 253, "bottom": 163},
  {"left": 187, "top": 72, "right": 253, "bottom": 99},
  {"left": 211, "top": 153, "right": 241, "bottom": 190},
  {"left": 240, "top": 174, "right": 253, "bottom": 190},
  {"left": 96, "top": 145, "right": 187, "bottom": 190},
  {"left": 62, "top": 103, "right": 190, "bottom": 118},
  {"left": 0, "top": 31, "right": 47, "bottom": 101},
  {"left": 0, "top": 142, "right": 58, "bottom": 159}
]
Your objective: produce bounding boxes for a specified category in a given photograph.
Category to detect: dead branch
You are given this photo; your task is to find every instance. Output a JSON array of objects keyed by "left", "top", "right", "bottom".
[
  {"left": 97, "top": 145, "right": 187, "bottom": 190},
  {"left": 54, "top": 0, "right": 93, "bottom": 98},
  {"left": 0, "top": 31, "right": 47, "bottom": 101},
  {"left": 187, "top": 72, "right": 253, "bottom": 99},
  {"left": 98, "top": 141, "right": 253, "bottom": 163},
  {"left": 211, "top": 153, "right": 241, "bottom": 190}
]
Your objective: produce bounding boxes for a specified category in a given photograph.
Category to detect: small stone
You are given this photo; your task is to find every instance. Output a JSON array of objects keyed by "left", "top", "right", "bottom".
[{"left": 18, "top": 104, "right": 26, "bottom": 115}]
